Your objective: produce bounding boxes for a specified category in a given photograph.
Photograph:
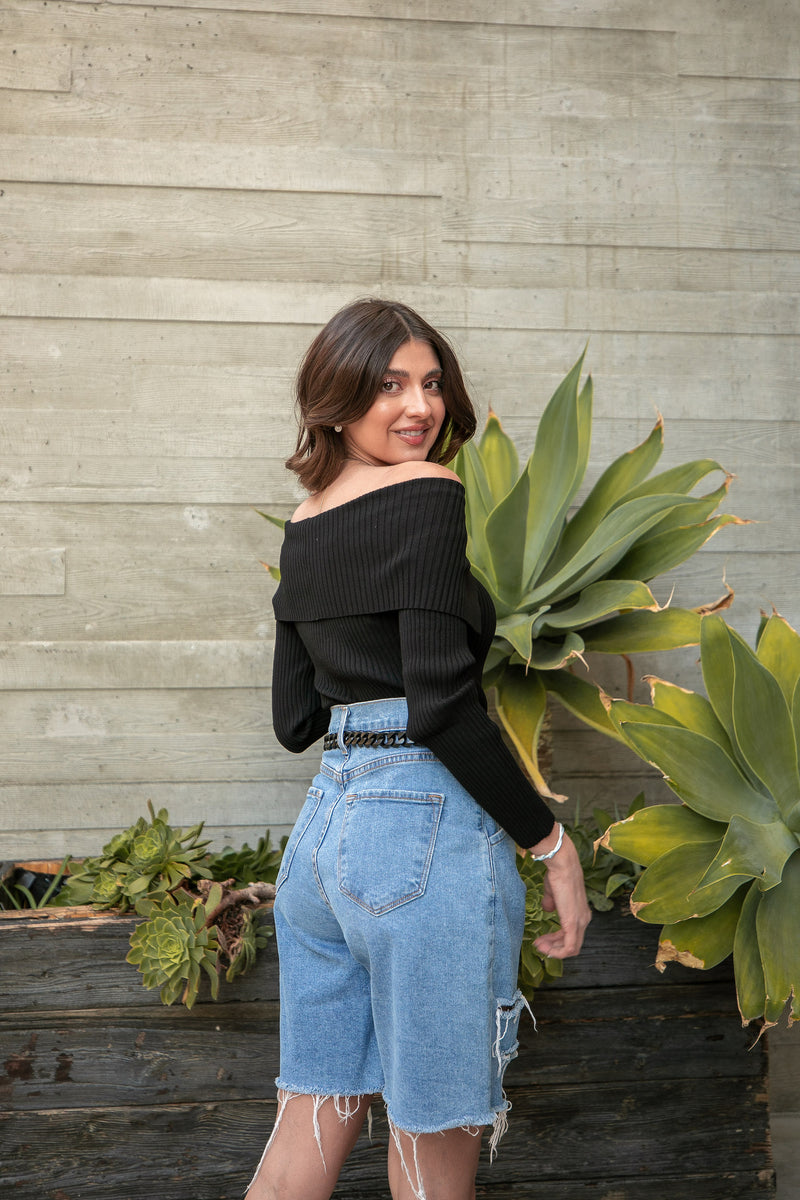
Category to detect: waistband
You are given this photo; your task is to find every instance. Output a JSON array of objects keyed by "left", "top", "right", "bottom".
[
  {"left": 324, "top": 698, "right": 414, "bottom": 754},
  {"left": 327, "top": 697, "right": 410, "bottom": 735}
]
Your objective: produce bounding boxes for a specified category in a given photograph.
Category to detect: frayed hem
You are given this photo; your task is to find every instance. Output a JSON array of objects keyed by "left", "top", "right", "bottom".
[
  {"left": 245, "top": 1089, "right": 374, "bottom": 1195},
  {"left": 386, "top": 1113, "right": 505, "bottom": 1200},
  {"left": 388, "top": 1116, "right": 428, "bottom": 1200}
]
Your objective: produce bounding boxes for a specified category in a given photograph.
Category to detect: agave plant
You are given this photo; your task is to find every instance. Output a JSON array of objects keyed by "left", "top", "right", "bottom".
[
  {"left": 600, "top": 613, "right": 800, "bottom": 1029},
  {"left": 453, "top": 352, "right": 743, "bottom": 798}
]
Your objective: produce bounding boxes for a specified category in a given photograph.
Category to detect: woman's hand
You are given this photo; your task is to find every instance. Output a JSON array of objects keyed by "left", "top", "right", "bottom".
[{"left": 528, "top": 827, "right": 591, "bottom": 959}]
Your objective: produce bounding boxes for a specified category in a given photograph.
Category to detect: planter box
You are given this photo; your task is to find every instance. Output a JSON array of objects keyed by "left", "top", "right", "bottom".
[{"left": 0, "top": 904, "right": 775, "bottom": 1199}]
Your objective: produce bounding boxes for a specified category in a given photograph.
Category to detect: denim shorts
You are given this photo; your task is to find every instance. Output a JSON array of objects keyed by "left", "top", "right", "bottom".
[{"left": 272, "top": 698, "right": 528, "bottom": 1137}]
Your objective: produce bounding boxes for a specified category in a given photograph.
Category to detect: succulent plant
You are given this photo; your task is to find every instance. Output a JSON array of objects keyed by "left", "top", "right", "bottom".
[
  {"left": 452, "top": 353, "right": 743, "bottom": 799},
  {"left": 127, "top": 889, "right": 220, "bottom": 1009},
  {"left": 516, "top": 801, "right": 642, "bottom": 1000},
  {"left": 222, "top": 907, "right": 271, "bottom": 983},
  {"left": 600, "top": 613, "right": 800, "bottom": 1029},
  {"left": 209, "top": 830, "right": 286, "bottom": 888},
  {"left": 55, "top": 801, "right": 213, "bottom": 911}
]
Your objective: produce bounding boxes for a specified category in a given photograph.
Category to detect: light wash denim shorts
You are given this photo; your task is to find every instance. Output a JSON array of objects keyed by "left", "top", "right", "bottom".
[{"left": 272, "top": 698, "right": 528, "bottom": 1139}]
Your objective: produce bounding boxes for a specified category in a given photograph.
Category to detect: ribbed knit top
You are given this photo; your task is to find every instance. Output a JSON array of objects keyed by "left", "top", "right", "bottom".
[{"left": 271, "top": 476, "right": 555, "bottom": 847}]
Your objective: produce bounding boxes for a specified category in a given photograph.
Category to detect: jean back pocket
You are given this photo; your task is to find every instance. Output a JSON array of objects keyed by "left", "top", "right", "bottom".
[{"left": 337, "top": 789, "right": 444, "bottom": 915}]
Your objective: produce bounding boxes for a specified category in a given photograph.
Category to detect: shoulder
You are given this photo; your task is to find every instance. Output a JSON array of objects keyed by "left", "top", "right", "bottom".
[
  {"left": 383, "top": 461, "right": 462, "bottom": 486},
  {"left": 290, "top": 495, "right": 319, "bottom": 522}
]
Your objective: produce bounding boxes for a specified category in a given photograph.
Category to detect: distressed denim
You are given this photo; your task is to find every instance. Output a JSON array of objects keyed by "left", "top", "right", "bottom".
[{"left": 272, "top": 698, "right": 528, "bottom": 1140}]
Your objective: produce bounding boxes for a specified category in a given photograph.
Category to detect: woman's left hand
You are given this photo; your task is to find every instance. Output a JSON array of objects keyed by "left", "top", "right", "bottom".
[{"left": 530, "top": 830, "right": 591, "bottom": 959}]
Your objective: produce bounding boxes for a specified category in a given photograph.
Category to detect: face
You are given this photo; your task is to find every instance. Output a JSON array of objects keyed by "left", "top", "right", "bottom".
[{"left": 341, "top": 339, "right": 446, "bottom": 468}]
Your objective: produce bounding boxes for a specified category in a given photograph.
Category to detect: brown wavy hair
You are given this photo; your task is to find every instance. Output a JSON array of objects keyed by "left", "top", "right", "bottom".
[{"left": 286, "top": 298, "right": 477, "bottom": 493}]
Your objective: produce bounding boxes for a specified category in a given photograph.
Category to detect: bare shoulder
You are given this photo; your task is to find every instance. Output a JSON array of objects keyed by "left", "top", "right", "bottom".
[
  {"left": 290, "top": 494, "right": 322, "bottom": 522},
  {"left": 387, "top": 461, "right": 462, "bottom": 486}
]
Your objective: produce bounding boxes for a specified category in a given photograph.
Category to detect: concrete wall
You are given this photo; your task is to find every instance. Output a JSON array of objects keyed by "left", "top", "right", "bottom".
[{"left": 1, "top": 0, "right": 797, "bottom": 861}]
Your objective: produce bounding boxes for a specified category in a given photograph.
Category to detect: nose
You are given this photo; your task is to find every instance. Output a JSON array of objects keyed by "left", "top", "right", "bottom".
[{"left": 405, "top": 383, "right": 432, "bottom": 415}]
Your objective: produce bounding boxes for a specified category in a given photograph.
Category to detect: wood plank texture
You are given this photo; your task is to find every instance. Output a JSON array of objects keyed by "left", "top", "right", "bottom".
[
  {"left": 0, "top": 906, "right": 775, "bottom": 1199},
  {"left": 0, "top": 41, "right": 71, "bottom": 91},
  {"left": 0, "top": 0, "right": 797, "bottom": 969},
  {"left": 0, "top": 546, "right": 65, "bottom": 595}
]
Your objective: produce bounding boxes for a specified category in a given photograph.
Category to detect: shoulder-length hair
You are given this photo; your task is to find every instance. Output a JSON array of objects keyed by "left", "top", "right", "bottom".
[{"left": 286, "top": 297, "right": 477, "bottom": 493}]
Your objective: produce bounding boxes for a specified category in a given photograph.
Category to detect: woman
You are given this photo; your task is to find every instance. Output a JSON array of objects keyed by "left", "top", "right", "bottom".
[{"left": 246, "top": 299, "right": 590, "bottom": 1200}]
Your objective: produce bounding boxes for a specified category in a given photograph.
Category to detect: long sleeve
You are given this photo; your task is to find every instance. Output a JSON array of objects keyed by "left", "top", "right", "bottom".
[
  {"left": 270, "top": 476, "right": 557, "bottom": 847},
  {"left": 399, "top": 608, "right": 555, "bottom": 848},
  {"left": 272, "top": 618, "right": 331, "bottom": 752}
]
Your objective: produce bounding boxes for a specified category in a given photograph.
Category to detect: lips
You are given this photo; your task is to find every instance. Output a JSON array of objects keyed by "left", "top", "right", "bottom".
[{"left": 394, "top": 425, "right": 432, "bottom": 443}]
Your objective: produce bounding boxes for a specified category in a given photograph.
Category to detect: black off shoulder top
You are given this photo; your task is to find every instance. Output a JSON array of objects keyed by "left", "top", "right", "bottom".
[{"left": 271, "top": 476, "right": 555, "bottom": 847}]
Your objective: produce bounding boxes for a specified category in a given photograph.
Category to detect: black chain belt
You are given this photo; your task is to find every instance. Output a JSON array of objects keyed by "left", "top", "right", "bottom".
[{"left": 323, "top": 729, "right": 415, "bottom": 751}]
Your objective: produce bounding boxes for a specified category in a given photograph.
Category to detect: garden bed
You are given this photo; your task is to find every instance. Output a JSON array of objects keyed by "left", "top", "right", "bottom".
[{"left": 0, "top": 904, "right": 775, "bottom": 1199}]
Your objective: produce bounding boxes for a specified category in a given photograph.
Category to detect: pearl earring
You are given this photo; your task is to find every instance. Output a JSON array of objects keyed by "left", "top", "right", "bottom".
[{"left": 334, "top": 425, "right": 342, "bottom": 433}]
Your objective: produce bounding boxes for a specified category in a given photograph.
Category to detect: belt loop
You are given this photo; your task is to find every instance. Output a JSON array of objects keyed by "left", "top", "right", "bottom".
[{"left": 335, "top": 704, "right": 349, "bottom": 753}]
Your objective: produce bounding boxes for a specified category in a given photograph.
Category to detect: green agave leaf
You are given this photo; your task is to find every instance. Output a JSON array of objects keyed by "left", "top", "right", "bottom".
[
  {"left": 756, "top": 613, "right": 800, "bottom": 709},
  {"left": 695, "top": 814, "right": 799, "bottom": 892},
  {"left": 495, "top": 613, "right": 536, "bottom": 664},
  {"left": 755, "top": 848, "right": 800, "bottom": 1025},
  {"left": 255, "top": 510, "right": 286, "bottom": 531},
  {"left": 728, "top": 632, "right": 800, "bottom": 824},
  {"left": 494, "top": 667, "right": 564, "bottom": 801},
  {"left": 485, "top": 468, "right": 529, "bottom": 603},
  {"left": 522, "top": 354, "right": 591, "bottom": 590},
  {"left": 631, "top": 478, "right": 732, "bottom": 538},
  {"left": 646, "top": 677, "right": 736, "bottom": 757},
  {"left": 608, "top": 514, "right": 743, "bottom": 583},
  {"left": 621, "top": 458, "right": 725, "bottom": 502},
  {"left": 602, "top": 803, "right": 725, "bottom": 867},
  {"left": 546, "top": 417, "right": 664, "bottom": 573},
  {"left": 581, "top": 607, "right": 702, "bottom": 654},
  {"left": 657, "top": 889, "right": 744, "bottom": 971},
  {"left": 531, "top": 493, "right": 699, "bottom": 605},
  {"left": 544, "top": 669, "right": 623, "bottom": 741},
  {"left": 529, "top": 631, "right": 585, "bottom": 671},
  {"left": 733, "top": 880, "right": 767, "bottom": 1025},
  {"left": 607, "top": 700, "right": 683, "bottom": 732},
  {"left": 617, "top": 722, "right": 780, "bottom": 825},
  {"left": 537, "top": 579, "right": 657, "bottom": 633},
  {"left": 478, "top": 410, "right": 520, "bottom": 504},
  {"left": 458, "top": 439, "right": 496, "bottom": 579},
  {"left": 630, "top": 840, "right": 745, "bottom": 924},
  {"left": 700, "top": 617, "right": 754, "bottom": 775}
]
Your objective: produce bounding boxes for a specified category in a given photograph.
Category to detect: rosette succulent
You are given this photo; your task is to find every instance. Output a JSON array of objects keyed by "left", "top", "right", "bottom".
[
  {"left": 55, "top": 801, "right": 213, "bottom": 911},
  {"left": 601, "top": 613, "right": 800, "bottom": 1029},
  {"left": 452, "top": 353, "right": 743, "bottom": 799},
  {"left": 127, "top": 890, "right": 220, "bottom": 1009}
]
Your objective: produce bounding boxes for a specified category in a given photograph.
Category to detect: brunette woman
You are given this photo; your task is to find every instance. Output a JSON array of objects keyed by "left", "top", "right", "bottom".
[{"left": 246, "top": 298, "right": 590, "bottom": 1200}]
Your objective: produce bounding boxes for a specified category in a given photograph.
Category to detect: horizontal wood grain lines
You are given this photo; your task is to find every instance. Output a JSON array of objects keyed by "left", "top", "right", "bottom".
[
  {"left": 0, "top": 732, "right": 284, "bottom": 784},
  {"left": 444, "top": 198, "right": 800, "bottom": 253},
  {"left": 0, "top": 639, "right": 271, "bottom": 689},
  {"left": 0, "top": 135, "right": 441, "bottom": 194},
  {"left": 0, "top": 778, "right": 311, "bottom": 854},
  {"left": 0, "top": 183, "right": 439, "bottom": 282},
  {"left": 3, "top": 275, "right": 797, "bottom": 334},
  {"left": 0, "top": 547, "right": 65, "bottom": 595},
  {"left": 0, "top": 41, "right": 70, "bottom": 92}
]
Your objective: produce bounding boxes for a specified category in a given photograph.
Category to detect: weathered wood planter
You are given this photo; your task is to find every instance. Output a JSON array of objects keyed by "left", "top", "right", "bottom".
[{"left": 1, "top": 904, "right": 775, "bottom": 1199}]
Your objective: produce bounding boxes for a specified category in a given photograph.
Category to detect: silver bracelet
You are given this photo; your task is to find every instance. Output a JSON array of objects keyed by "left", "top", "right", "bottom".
[{"left": 530, "top": 822, "right": 565, "bottom": 861}]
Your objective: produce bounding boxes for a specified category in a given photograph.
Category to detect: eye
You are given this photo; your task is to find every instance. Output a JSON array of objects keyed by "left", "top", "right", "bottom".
[
  {"left": 425, "top": 377, "right": 443, "bottom": 392},
  {"left": 380, "top": 378, "right": 400, "bottom": 393}
]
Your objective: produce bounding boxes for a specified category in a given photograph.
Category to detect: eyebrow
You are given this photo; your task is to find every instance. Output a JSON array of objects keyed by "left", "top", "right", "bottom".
[{"left": 384, "top": 367, "right": 442, "bottom": 378}]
